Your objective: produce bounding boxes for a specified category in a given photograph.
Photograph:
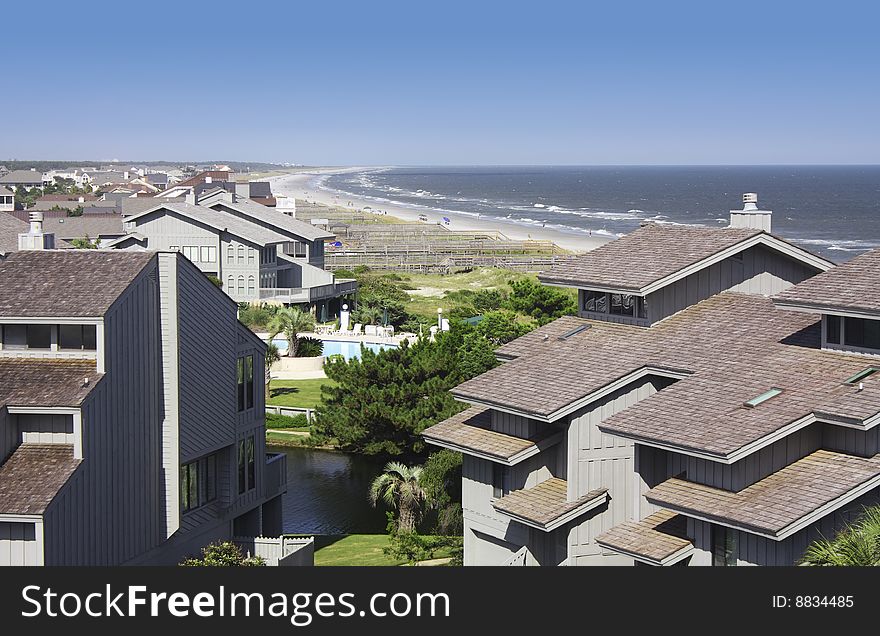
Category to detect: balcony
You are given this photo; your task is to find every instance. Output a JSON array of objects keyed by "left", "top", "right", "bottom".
[
  {"left": 264, "top": 452, "right": 288, "bottom": 499},
  {"left": 259, "top": 279, "right": 358, "bottom": 304}
]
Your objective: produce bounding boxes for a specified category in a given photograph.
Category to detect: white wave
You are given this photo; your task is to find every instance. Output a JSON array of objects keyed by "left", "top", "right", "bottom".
[{"left": 533, "top": 203, "right": 546, "bottom": 208}]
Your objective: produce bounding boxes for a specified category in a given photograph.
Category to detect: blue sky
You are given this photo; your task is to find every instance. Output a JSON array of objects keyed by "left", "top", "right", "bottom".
[{"left": 3, "top": 1, "right": 879, "bottom": 165}]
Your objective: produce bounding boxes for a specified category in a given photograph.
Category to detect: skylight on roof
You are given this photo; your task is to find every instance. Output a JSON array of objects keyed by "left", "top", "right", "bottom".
[
  {"left": 558, "top": 324, "right": 591, "bottom": 340},
  {"left": 844, "top": 368, "right": 880, "bottom": 385},
  {"left": 743, "top": 388, "right": 782, "bottom": 408}
]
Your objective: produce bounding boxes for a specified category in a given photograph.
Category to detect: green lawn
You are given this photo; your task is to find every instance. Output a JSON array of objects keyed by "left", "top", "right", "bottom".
[
  {"left": 267, "top": 378, "right": 337, "bottom": 409},
  {"left": 313, "top": 534, "right": 455, "bottom": 566},
  {"left": 402, "top": 268, "right": 531, "bottom": 319}
]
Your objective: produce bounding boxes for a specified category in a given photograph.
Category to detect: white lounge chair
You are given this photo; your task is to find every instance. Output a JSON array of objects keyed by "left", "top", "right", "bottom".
[
  {"left": 364, "top": 325, "right": 377, "bottom": 336},
  {"left": 352, "top": 323, "right": 363, "bottom": 336}
]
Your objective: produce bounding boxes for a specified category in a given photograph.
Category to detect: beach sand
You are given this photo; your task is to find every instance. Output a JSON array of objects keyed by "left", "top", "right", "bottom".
[{"left": 268, "top": 168, "right": 611, "bottom": 253}]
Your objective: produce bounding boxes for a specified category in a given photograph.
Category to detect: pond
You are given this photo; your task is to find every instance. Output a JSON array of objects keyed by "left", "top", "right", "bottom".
[{"left": 270, "top": 445, "right": 390, "bottom": 534}]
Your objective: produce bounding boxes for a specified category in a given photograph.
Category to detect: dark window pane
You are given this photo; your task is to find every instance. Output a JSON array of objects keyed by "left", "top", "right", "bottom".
[
  {"left": 82, "top": 325, "right": 97, "bottom": 350},
  {"left": 181, "top": 466, "right": 190, "bottom": 511},
  {"left": 712, "top": 526, "right": 737, "bottom": 566},
  {"left": 27, "top": 324, "right": 51, "bottom": 348},
  {"left": 237, "top": 358, "right": 245, "bottom": 412},
  {"left": 637, "top": 297, "right": 649, "bottom": 320},
  {"left": 205, "top": 454, "right": 217, "bottom": 503},
  {"left": 58, "top": 324, "right": 83, "bottom": 349},
  {"left": 843, "top": 317, "right": 880, "bottom": 349},
  {"left": 246, "top": 356, "right": 254, "bottom": 410},
  {"left": 609, "top": 294, "right": 636, "bottom": 316},
  {"left": 188, "top": 463, "right": 198, "bottom": 510},
  {"left": 826, "top": 315, "right": 841, "bottom": 344},
  {"left": 3, "top": 324, "right": 27, "bottom": 349},
  {"left": 238, "top": 441, "right": 246, "bottom": 494},
  {"left": 583, "top": 291, "right": 607, "bottom": 313},
  {"left": 246, "top": 436, "right": 255, "bottom": 491}
]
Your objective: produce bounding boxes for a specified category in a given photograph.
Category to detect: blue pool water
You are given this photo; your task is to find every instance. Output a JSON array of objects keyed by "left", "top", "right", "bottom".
[{"left": 271, "top": 338, "right": 396, "bottom": 361}]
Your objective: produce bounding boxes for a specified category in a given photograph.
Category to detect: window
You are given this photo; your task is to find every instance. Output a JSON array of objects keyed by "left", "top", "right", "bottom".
[
  {"left": 492, "top": 464, "right": 512, "bottom": 499},
  {"left": 826, "top": 314, "right": 841, "bottom": 345},
  {"left": 237, "top": 355, "right": 254, "bottom": 411},
  {"left": 237, "top": 357, "right": 245, "bottom": 412},
  {"left": 238, "top": 245, "right": 245, "bottom": 263},
  {"left": 286, "top": 241, "right": 306, "bottom": 258},
  {"left": 227, "top": 245, "right": 235, "bottom": 263},
  {"left": 844, "top": 367, "right": 880, "bottom": 385},
  {"left": 712, "top": 526, "right": 737, "bottom": 566},
  {"left": 609, "top": 293, "right": 636, "bottom": 316},
  {"left": 200, "top": 246, "right": 210, "bottom": 263},
  {"left": 227, "top": 275, "right": 235, "bottom": 291},
  {"left": 248, "top": 248, "right": 255, "bottom": 265},
  {"left": 1, "top": 324, "right": 26, "bottom": 349},
  {"left": 637, "top": 296, "right": 649, "bottom": 320},
  {"left": 744, "top": 387, "right": 782, "bottom": 408},
  {"left": 844, "top": 317, "right": 880, "bottom": 350},
  {"left": 247, "top": 276, "right": 256, "bottom": 298},
  {"left": 559, "top": 324, "right": 590, "bottom": 340},
  {"left": 181, "top": 452, "right": 219, "bottom": 513},
  {"left": 27, "top": 324, "right": 51, "bottom": 349},
  {"left": 237, "top": 275, "right": 245, "bottom": 296},
  {"left": 238, "top": 435, "right": 256, "bottom": 494},
  {"left": 169, "top": 245, "right": 179, "bottom": 252},
  {"left": 58, "top": 324, "right": 97, "bottom": 350},
  {"left": 583, "top": 290, "right": 607, "bottom": 313}
]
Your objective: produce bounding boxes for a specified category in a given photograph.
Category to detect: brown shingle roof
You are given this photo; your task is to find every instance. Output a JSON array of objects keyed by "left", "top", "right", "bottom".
[
  {"left": 491, "top": 477, "right": 608, "bottom": 531},
  {"left": 422, "top": 406, "right": 562, "bottom": 464},
  {"left": 595, "top": 510, "right": 693, "bottom": 565},
  {"left": 774, "top": 248, "right": 880, "bottom": 315},
  {"left": 539, "top": 224, "right": 762, "bottom": 291},
  {"left": 645, "top": 449, "right": 880, "bottom": 539},
  {"left": 0, "top": 212, "right": 28, "bottom": 255},
  {"left": 0, "top": 250, "right": 155, "bottom": 317},
  {"left": 0, "top": 444, "right": 81, "bottom": 515},
  {"left": 0, "top": 359, "right": 102, "bottom": 408}
]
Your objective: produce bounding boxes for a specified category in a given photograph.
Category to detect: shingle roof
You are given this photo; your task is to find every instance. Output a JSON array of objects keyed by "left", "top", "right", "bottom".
[
  {"left": 0, "top": 212, "right": 28, "bottom": 254},
  {"left": 422, "top": 406, "right": 562, "bottom": 464},
  {"left": 0, "top": 170, "right": 44, "bottom": 185},
  {"left": 212, "top": 198, "right": 334, "bottom": 242},
  {"left": 0, "top": 359, "right": 102, "bottom": 408},
  {"left": 774, "top": 248, "right": 880, "bottom": 315},
  {"left": 41, "top": 214, "right": 125, "bottom": 239},
  {"left": 0, "top": 250, "right": 155, "bottom": 317},
  {"left": 0, "top": 186, "right": 13, "bottom": 196},
  {"left": 595, "top": 509, "right": 693, "bottom": 565},
  {"left": 491, "top": 478, "right": 608, "bottom": 531},
  {"left": 126, "top": 201, "right": 290, "bottom": 246},
  {"left": 0, "top": 444, "right": 81, "bottom": 515},
  {"left": 645, "top": 449, "right": 880, "bottom": 539},
  {"left": 538, "top": 224, "right": 763, "bottom": 291}
]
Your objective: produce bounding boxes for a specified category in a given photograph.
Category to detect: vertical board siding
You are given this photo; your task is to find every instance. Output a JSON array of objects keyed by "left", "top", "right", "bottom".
[
  {"left": 0, "top": 522, "right": 38, "bottom": 566},
  {"left": 18, "top": 413, "right": 74, "bottom": 445}
]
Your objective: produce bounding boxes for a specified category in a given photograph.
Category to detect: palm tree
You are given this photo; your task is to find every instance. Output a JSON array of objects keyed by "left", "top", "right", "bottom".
[
  {"left": 265, "top": 342, "right": 280, "bottom": 401},
  {"left": 267, "top": 307, "right": 315, "bottom": 358},
  {"left": 800, "top": 505, "right": 880, "bottom": 566},
  {"left": 369, "top": 462, "right": 427, "bottom": 534}
]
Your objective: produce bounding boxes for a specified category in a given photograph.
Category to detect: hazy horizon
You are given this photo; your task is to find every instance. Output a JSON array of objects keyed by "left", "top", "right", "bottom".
[{"left": 3, "top": 1, "right": 878, "bottom": 165}]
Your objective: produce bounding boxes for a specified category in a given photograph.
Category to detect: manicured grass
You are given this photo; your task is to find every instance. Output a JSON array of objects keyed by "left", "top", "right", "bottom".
[
  {"left": 313, "top": 534, "right": 455, "bottom": 567},
  {"left": 267, "top": 378, "right": 337, "bottom": 409}
]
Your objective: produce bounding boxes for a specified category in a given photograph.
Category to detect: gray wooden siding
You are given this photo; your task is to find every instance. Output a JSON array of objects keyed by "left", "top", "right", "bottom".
[
  {"left": 0, "top": 407, "right": 14, "bottom": 464},
  {"left": 821, "top": 424, "right": 880, "bottom": 456},
  {"left": 0, "top": 522, "right": 39, "bottom": 566},
  {"left": 176, "top": 257, "right": 237, "bottom": 461},
  {"left": 645, "top": 245, "right": 816, "bottom": 323},
  {"left": 18, "top": 413, "right": 74, "bottom": 445},
  {"left": 42, "top": 259, "right": 165, "bottom": 565}
]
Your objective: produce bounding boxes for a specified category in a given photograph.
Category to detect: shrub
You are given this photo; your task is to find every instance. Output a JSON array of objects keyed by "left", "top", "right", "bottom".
[
  {"left": 296, "top": 336, "right": 324, "bottom": 357},
  {"left": 180, "top": 541, "right": 265, "bottom": 567},
  {"left": 265, "top": 412, "right": 309, "bottom": 429}
]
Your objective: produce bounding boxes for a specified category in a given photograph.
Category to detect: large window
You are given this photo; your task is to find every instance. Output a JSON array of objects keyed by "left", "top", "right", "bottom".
[
  {"left": 492, "top": 464, "right": 512, "bottom": 499},
  {"left": 238, "top": 435, "right": 256, "bottom": 494},
  {"left": 200, "top": 246, "right": 216, "bottom": 263},
  {"left": 58, "top": 324, "right": 97, "bottom": 350},
  {"left": 609, "top": 293, "right": 636, "bottom": 316},
  {"left": 844, "top": 317, "right": 880, "bottom": 350},
  {"left": 826, "top": 314, "right": 841, "bottom": 344},
  {"left": 248, "top": 248, "right": 255, "bottom": 265},
  {"left": 583, "top": 290, "right": 607, "bottom": 313},
  {"left": 227, "top": 245, "right": 235, "bottom": 263},
  {"left": 712, "top": 525, "right": 737, "bottom": 566},
  {"left": 238, "top": 245, "right": 245, "bottom": 263},
  {"left": 237, "top": 355, "right": 254, "bottom": 412},
  {"left": 247, "top": 276, "right": 256, "bottom": 297},
  {"left": 237, "top": 276, "right": 245, "bottom": 296},
  {"left": 181, "top": 453, "right": 218, "bottom": 513}
]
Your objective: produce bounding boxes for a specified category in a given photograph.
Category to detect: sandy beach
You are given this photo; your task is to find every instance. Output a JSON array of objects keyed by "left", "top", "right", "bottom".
[{"left": 268, "top": 168, "right": 610, "bottom": 253}]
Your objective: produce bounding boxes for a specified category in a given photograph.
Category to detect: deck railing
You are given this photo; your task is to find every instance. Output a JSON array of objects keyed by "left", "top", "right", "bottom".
[
  {"left": 501, "top": 545, "right": 529, "bottom": 566},
  {"left": 264, "top": 452, "right": 288, "bottom": 499}
]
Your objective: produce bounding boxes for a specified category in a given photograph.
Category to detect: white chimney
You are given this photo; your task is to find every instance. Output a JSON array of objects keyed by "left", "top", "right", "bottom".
[
  {"left": 19, "top": 211, "right": 56, "bottom": 250},
  {"left": 730, "top": 192, "right": 772, "bottom": 232},
  {"left": 205, "top": 176, "right": 213, "bottom": 184},
  {"left": 277, "top": 195, "right": 296, "bottom": 216},
  {"left": 123, "top": 171, "right": 129, "bottom": 180}
]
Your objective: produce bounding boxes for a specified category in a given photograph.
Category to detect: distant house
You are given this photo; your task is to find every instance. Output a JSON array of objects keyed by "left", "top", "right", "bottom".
[
  {"left": 0, "top": 169, "right": 44, "bottom": 191},
  {"left": 0, "top": 187, "right": 14, "bottom": 213},
  {"left": 40, "top": 214, "right": 126, "bottom": 247},
  {"left": 144, "top": 172, "right": 169, "bottom": 190},
  {"left": 112, "top": 195, "right": 356, "bottom": 315},
  {"left": 0, "top": 248, "right": 291, "bottom": 565}
]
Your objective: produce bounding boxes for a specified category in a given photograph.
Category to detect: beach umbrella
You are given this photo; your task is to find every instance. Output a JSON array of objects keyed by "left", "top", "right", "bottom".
[
  {"left": 382, "top": 307, "right": 388, "bottom": 326},
  {"left": 443, "top": 217, "right": 451, "bottom": 224}
]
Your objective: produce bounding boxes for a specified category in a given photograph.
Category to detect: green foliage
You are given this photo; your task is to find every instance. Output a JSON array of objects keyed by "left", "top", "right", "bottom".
[
  {"left": 383, "top": 530, "right": 461, "bottom": 565},
  {"left": 370, "top": 462, "right": 427, "bottom": 533},
  {"left": 265, "top": 412, "right": 309, "bottom": 429},
  {"left": 420, "top": 450, "right": 463, "bottom": 535},
  {"left": 472, "top": 288, "right": 506, "bottom": 313},
  {"left": 476, "top": 309, "right": 535, "bottom": 345},
  {"left": 268, "top": 306, "right": 316, "bottom": 357},
  {"left": 238, "top": 304, "right": 277, "bottom": 330},
  {"left": 66, "top": 205, "right": 84, "bottom": 217},
  {"left": 800, "top": 506, "right": 880, "bottom": 566},
  {"left": 505, "top": 278, "right": 577, "bottom": 325},
  {"left": 296, "top": 336, "right": 324, "bottom": 357},
  {"left": 353, "top": 276, "right": 410, "bottom": 326},
  {"left": 70, "top": 235, "right": 99, "bottom": 249},
  {"left": 333, "top": 268, "right": 356, "bottom": 279},
  {"left": 265, "top": 341, "right": 280, "bottom": 400},
  {"left": 179, "top": 541, "right": 266, "bottom": 567},
  {"left": 314, "top": 329, "right": 497, "bottom": 457},
  {"left": 206, "top": 274, "right": 223, "bottom": 287}
]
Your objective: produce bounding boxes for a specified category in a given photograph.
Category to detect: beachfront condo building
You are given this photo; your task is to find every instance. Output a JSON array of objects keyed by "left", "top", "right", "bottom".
[
  {"left": 0, "top": 244, "right": 289, "bottom": 565},
  {"left": 108, "top": 189, "right": 356, "bottom": 318},
  {"left": 424, "top": 194, "right": 880, "bottom": 566}
]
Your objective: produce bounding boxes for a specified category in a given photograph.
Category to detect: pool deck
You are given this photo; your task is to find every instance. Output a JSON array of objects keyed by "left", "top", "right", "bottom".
[{"left": 255, "top": 331, "right": 413, "bottom": 348}]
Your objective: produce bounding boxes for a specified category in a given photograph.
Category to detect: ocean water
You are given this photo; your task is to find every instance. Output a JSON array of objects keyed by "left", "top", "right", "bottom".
[{"left": 322, "top": 166, "right": 880, "bottom": 261}]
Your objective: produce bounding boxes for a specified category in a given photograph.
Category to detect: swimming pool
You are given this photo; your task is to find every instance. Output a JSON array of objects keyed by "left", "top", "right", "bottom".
[{"left": 271, "top": 338, "right": 396, "bottom": 361}]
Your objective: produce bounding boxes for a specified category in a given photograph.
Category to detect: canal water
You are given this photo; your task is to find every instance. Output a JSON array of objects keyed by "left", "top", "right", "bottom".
[{"left": 270, "top": 446, "right": 390, "bottom": 535}]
